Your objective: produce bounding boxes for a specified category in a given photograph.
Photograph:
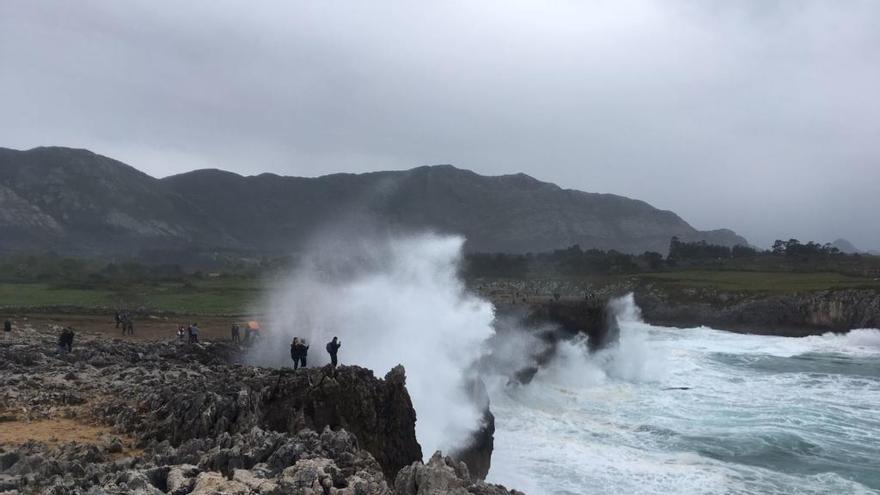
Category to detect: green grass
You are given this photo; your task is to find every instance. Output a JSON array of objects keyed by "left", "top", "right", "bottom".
[
  {"left": 639, "top": 271, "right": 880, "bottom": 293},
  {"left": 0, "top": 283, "right": 117, "bottom": 308},
  {"left": 0, "top": 279, "right": 265, "bottom": 315},
  {"left": 2, "top": 270, "right": 877, "bottom": 315}
]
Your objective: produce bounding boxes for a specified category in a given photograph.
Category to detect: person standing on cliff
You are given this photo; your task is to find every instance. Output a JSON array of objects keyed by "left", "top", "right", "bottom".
[
  {"left": 298, "top": 339, "right": 309, "bottom": 368},
  {"left": 291, "top": 337, "right": 302, "bottom": 369},
  {"left": 326, "top": 337, "right": 341, "bottom": 368}
]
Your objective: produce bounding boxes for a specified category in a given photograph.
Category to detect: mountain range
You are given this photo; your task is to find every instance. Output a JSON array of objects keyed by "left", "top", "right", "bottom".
[{"left": 0, "top": 146, "right": 748, "bottom": 258}]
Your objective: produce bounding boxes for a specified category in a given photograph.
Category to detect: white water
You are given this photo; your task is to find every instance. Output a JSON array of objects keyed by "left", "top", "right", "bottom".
[
  {"left": 248, "top": 233, "right": 496, "bottom": 456},
  {"left": 251, "top": 233, "right": 880, "bottom": 493},
  {"left": 486, "top": 296, "right": 880, "bottom": 494}
]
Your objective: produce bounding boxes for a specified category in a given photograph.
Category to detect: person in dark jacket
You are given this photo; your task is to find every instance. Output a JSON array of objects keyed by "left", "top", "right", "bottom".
[
  {"left": 57, "top": 327, "right": 74, "bottom": 353},
  {"left": 290, "top": 337, "right": 309, "bottom": 369},
  {"left": 3, "top": 320, "right": 11, "bottom": 333},
  {"left": 57, "top": 328, "right": 68, "bottom": 354},
  {"left": 298, "top": 339, "right": 309, "bottom": 368},
  {"left": 326, "top": 337, "right": 341, "bottom": 367},
  {"left": 231, "top": 323, "right": 240, "bottom": 343},
  {"left": 290, "top": 338, "right": 301, "bottom": 369},
  {"left": 65, "top": 327, "right": 75, "bottom": 352}
]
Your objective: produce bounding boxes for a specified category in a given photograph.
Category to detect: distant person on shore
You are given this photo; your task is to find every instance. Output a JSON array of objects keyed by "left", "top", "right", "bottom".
[
  {"left": 57, "top": 327, "right": 74, "bottom": 354},
  {"left": 125, "top": 318, "right": 134, "bottom": 336},
  {"left": 177, "top": 325, "right": 185, "bottom": 343},
  {"left": 190, "top": 323, "right": 200, "bottom": 343},
  {"left": 326, "top": 337, "right": 341, "bottom": 368},
  {"left": 231, "top": 323, "right": 240, "bottom": 343},
  {"left": 3, "top": 319, "right": 11, "bottom": 334},
  {"left": 114, "top": 312, "right": 121, "bottom": 329}
]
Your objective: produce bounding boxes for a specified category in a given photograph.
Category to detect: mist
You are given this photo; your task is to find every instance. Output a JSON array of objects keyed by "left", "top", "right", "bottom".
[{"left": 245, "top": 231, "right": 495, "bottom": 456}]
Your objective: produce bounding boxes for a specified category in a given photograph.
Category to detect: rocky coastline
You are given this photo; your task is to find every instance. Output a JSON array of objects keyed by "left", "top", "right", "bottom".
[
  {"left": 0, "top": 326, "right": 522, "bottom": 495},
  {"left": 480, "top": 278, "right": 879, "bottom": 337},
  {"left": 634, "top": 288, "right": 880, "bottom": 336}
]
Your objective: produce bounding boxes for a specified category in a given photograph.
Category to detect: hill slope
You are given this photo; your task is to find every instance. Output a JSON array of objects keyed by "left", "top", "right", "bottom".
[{"left": 0, "top": 146, "right": 747, "bottom": 256}]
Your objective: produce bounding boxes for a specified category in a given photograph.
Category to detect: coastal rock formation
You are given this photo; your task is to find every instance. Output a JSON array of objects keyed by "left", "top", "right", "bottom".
[
  {"left": 449, "top": 378, "right": 495, "bottom": 480},
  {"left": 395, "top": 452, "right": 524, "bottom": 495},
  {"left": 636, "top": 289, "right": 880, "bottom": 335},
  {"left": 0, "top": 326, "right": 521, "bottom": 494},
  {"left": 523, "top": 299, "right": 617, "bottom": 351}
]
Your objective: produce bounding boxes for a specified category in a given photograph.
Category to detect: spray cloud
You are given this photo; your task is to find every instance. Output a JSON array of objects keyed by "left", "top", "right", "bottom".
[{"left": 247, "top": 231, "right": 496, "bottom": 456}]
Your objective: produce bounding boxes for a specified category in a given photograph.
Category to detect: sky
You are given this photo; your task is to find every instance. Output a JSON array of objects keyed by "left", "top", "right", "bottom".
[{"left": 1, "top": 1, "right": 878, "bottom": 250}]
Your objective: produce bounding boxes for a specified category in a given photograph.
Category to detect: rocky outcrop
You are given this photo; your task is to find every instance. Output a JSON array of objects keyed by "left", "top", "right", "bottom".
[
  {"left": 0, "top": 327, "right": 524, "bottom": 494},
  {"left": 523, "top": 299, "right": 617, "bottom": 351},
  {"left": 449, "top": 378, "right": 495, "bottom": 480},
  {"left": 395, "top": 452, "right": 524, "bottom": 495},
  {"left": 636, "top": 289, "right": 880, "bottom": 335}
]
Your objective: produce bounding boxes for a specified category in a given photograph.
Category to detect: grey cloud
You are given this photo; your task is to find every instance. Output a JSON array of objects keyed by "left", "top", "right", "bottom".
[{"left": 1, "top": 0, "right": 878, "bottom": 249}]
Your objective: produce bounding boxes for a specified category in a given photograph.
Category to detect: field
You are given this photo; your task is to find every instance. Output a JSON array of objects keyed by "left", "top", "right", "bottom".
[
  {"left": 0, "top": 278, "right": 266, "bottom": 315},
  {"left": 2, "top": 269, "right": 879, "bottom": 319}
]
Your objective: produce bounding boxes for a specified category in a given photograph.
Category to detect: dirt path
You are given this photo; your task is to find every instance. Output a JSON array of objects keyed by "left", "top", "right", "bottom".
[{"left": 2, "top": 313, "right": 262, "bottom": 343}]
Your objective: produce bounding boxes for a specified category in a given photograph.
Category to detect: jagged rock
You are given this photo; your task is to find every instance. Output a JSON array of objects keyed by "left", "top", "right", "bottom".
[
  {"left": 190, "top": 471, "right": 249, "bottom": 495},
  {"left": 395, "top": 452, "right": 470, "bottom": 495},
  {"left": 450, "top": 378, "right": 495, "bottom": 480},
  {"left": 166, "top": 464, "right": 200, "bottom": 495},
  {"left": 636, "top": 288, "right": 880, "bottom": 335},
  {"left": 232, "top": 469, "right": 280, "bottom": 494},
  {"left": 395, "top": 452, "right": 522, "bottom": 495},
  {"left": 0, "top": 327, "right": 517, "bottom": 494}
]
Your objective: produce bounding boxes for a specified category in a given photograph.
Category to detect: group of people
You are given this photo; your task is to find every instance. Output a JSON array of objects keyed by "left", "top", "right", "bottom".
[
  {"left": 230, "top": 323, "right": 260, "bottom": 344},
  {"left": 177, "top": 323, "right": 200, "bottom": 344},
  {"left": 57, "top": 327, "right": 75, "bottom": 354},
  {"left": 289, "top": 336, "right": 341, "bottom": 370},
  {"left": 114, "top": 311, "right": 134, "bottom": 336}
]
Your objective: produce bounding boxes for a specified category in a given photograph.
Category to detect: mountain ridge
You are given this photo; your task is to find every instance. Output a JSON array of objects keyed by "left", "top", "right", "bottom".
[{"left": 0, "top": 146, "right": 749, "bottom": 256}]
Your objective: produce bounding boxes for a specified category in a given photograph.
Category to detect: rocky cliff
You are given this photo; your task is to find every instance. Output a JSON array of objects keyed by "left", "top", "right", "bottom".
[
  {"left": 478, "top": 279, "right": 879, "bottom": 337},
  {"left": 635, "top": 288, "right": 880, "bottom": 336},
  {"left": 0, "top": 326, "right": 521, "bottom": 494}
]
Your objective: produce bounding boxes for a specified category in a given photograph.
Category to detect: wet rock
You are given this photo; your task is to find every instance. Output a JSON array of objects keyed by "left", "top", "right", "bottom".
[{"left": 450, "top": 378, "right": 494, "bottom": 480}]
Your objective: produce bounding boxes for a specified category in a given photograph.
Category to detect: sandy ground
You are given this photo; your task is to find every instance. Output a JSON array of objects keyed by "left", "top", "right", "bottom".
[{"left": 1, "top": 418, "right": 115, "bottom": 445}]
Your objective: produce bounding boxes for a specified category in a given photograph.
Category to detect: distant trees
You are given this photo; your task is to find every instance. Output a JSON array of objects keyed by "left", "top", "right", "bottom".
[
  {"left": 771, "top": 239, "right": 841, "bottom": 257},
  {"left": 668, "top": 236, "right": 733, "bottom": 261}
]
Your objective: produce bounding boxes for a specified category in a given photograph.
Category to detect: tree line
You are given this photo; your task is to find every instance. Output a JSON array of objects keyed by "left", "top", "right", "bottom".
[{"left": 464, "top": 237, "right": 869, "bottom": 278}]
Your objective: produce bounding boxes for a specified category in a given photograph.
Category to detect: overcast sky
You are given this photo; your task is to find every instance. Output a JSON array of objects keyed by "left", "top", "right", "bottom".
[{"left": 2, "top": 1, "right": 878, "bottom": 249}]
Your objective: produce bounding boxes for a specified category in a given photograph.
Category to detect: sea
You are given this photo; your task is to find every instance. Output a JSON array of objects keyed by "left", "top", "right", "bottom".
[{"left": 486, "top": 297, "right": 880, "bottom": 495}]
